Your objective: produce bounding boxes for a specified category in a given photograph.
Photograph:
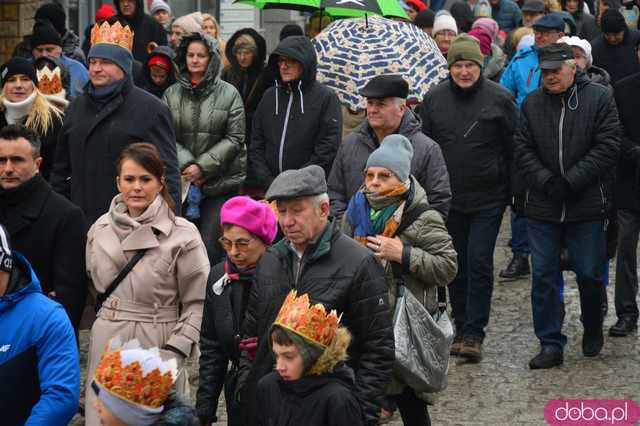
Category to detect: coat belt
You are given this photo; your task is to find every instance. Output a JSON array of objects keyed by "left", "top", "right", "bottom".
[{"left": 98, "top": 296, "right": 179, "bottom": 325}]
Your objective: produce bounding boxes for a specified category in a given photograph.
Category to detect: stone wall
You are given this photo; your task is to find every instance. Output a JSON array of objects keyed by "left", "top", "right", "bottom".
[{"left": 0, "top": 0, "right": 42, "bottom": 63}]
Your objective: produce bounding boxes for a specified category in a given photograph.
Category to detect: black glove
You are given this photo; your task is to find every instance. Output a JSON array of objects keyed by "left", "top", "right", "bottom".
[{"left": 545, "top": 177, "right": 572, "bottom": 202}]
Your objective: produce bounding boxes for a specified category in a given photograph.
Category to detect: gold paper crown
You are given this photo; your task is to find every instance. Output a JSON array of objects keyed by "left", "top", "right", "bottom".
[
  {"left": 91, "top": 21, "right": 134, "bottom": 51},
  {"left": 94, "top": 339, "right": 177, "bottom": 409},
  {"left": 37, "top": 67, "right": 63, "bottom": 95},
  {"left": 274, "top": 290, "right": 340, "bottom": 348}
]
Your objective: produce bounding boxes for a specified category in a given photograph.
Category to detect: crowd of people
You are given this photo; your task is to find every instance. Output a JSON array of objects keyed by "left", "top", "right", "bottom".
[{"left": 0, "top": 0, "right": 639, "bottom": 424}]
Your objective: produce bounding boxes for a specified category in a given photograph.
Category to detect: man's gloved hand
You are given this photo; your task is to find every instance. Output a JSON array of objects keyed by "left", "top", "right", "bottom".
[
  {"left": 239, "top": 336, "right": 258, "bottom": 361},
  {"left": 545, "top": 177, "right": 572, "bottom": 202}
]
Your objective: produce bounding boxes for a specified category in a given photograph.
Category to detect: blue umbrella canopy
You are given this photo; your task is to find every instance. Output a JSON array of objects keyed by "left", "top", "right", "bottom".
[{"left": 312, "top": 16, "right": 449, "bottom": 110}]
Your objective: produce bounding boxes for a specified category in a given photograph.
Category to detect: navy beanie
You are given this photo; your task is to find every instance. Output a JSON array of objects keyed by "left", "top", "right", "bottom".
[
  {"left": 88, "top": 43, "right": 133, "bottom": 75},
  {"left": 366, "top": 134, "right": 414, "bottom": 182}
]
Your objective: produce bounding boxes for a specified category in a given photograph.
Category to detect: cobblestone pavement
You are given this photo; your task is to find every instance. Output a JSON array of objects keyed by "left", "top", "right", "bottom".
[{"left": 72, "top": 213, "right": 640, "bottom": 425}]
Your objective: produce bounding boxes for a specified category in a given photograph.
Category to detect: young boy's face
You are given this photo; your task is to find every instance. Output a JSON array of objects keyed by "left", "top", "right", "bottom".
[
  {"left": 273, "top": 342, "right": 305, "bottom": 381},
  {"left": 149, "top": 65, "right": 169, "bottom": 86}
]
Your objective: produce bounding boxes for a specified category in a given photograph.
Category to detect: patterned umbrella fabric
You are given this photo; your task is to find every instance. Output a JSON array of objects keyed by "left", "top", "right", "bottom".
[{"left": 312, "top": 16, "right": 449, "bottom": 110}]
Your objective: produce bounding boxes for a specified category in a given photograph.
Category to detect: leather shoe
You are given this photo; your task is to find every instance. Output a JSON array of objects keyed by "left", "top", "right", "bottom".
[
  {"left": 529, "top": 346, "right": 563, "bottom": 369},
  {"left": 499, "top": 254, "right": 530, "bottom": 281},
  {"left": 582, "top": 328, "right": 604, "bottom": 357},
  {"left": 608, "top": 316, "right": 638, "bottom": 337}
]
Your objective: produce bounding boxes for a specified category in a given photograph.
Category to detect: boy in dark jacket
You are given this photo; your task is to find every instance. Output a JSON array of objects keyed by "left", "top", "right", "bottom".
[{"left": 256, "top": 290, "right": 364, "bottom": 426}]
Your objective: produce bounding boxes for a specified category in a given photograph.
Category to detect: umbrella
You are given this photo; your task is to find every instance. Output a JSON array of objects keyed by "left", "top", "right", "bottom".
[
  {"left": 312, "top": 16, "right": 449, "bottom": 111},
  {"left": 233, "top": 0, "right": 408, "bottom": 19}
]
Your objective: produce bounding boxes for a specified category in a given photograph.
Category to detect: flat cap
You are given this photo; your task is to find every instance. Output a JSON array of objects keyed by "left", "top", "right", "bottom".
[
  {"left": 360, "top": 75, "right": 409, "bottom": 99},
  {"left": 532, "top": 13, "right": 565, "bottom": 32},
  {"left": 522, "top": 0, "right": 545, "bottom": 13},
  {"left": 266, "top": 165, "right": 328, "bottom": 201},
  {"left": 538, "top": 42, "right": 574, "bottom": 69}
]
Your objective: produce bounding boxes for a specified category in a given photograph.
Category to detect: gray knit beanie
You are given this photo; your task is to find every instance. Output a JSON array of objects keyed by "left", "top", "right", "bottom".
[{"left": 365, "top": 134, "right": 414, "bottom": 182}]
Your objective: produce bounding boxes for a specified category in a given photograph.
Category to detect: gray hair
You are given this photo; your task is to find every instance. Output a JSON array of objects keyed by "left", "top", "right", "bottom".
[{"left": 312, "top": 193, "right": 330, "bottom": 210}]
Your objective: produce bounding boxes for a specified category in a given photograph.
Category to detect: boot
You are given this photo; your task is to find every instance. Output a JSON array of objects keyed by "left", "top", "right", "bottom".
[
  {"left": 609, "top": 316, "right": 638, "bottom": 337},
  {"left": 529, "top": 346, "right": 563, "bottom": 369},
  {"left": 450, "top": 335, "right": 464, "bottom": 356},
  {"left": 459, "top": 336, "right": 483, "bottom": 362},
  {"left": 582, "top": 328, "right": 604, "bottom": 357},
  {"left": 499, "top": 254, "right": 530, "bottom": 281}
]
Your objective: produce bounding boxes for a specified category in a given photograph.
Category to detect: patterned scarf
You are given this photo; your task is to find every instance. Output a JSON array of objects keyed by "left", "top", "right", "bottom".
[
  {"left": 224, "top": 257, "right": 256, "bottom": 282},
  {"left": 345, "top": 183, "right": 409, "bottom": 247}
]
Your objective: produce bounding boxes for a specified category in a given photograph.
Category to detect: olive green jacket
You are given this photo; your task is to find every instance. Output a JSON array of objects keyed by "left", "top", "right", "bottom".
[{"left": 163, "top": 33, "right": 246, "bottom": 197}]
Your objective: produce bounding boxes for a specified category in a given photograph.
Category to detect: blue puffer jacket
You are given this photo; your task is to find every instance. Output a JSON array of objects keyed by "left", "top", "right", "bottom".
[
  {"left": 0, "top": 253, "right": 79, "bottom": 426},
  {"left": 492, "top": 0, "right": 523, "bottom": 32},
  {"left": 500, "top": 46, "right": 540, "bottom": 107}
]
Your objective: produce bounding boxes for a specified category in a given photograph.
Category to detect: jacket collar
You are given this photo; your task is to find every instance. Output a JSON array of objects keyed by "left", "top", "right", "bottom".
[
  {"left": 275, "top": 217, "right": 336, "bottom": 264},
  {"left": 0, "top": 175, "right": 51, "bottom": 235}
]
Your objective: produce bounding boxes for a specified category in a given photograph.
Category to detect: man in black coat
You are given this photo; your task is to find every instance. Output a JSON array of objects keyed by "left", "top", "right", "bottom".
[
  {"left": 0, "top": 124, "right": 86, "bottom": 331},
  {"left": 610, "top": 70, "right": 640, "bottom": 337},
  {"left": 115, "top": 0, "right": 168, "bottom": 63},
  {"left": 51, "top": 20, "right": 180, "bottom": 226},
  {"left": 515, "top": 43, "right": 620, "bottom": 369},
  {"left": 591, "top": 9, "right": 640, "bottom": 84},
  {"left": 248, "top": 36, "right": 342, "bottom": 194},
  {"left": 420, "top": 34, "right": 518, "bottom": 362},
  {"left": 328, "top": 75, "right": 451, "bottom": 221},
  {"left": 237, "top": 166, "right": 393, "bottom": 426}
]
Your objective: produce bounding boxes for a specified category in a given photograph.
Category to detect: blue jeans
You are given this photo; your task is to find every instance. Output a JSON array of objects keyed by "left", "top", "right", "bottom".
[
  {"left": 511, "top": 210, "right": 530, "bottom": 256},
  {"left": 447, "top": 207, "right": 505, "bottom": 340},
  {"left": 527, "top": 219, "right": 606, "bottom": 350}
]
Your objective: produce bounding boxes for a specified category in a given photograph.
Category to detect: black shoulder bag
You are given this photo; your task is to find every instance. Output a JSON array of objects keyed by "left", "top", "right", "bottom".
[{"left": 95, "top": 248, "right": 149, "bottom": 312}]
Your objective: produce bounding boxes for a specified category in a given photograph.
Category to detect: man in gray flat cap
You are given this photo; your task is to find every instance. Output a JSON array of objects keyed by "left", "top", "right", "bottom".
[
  {"left": 328, "top": 74, "right": 451, "bottom": 221},
  {"left": 236, "top": 165, "right": 394, "bottom": 426}
]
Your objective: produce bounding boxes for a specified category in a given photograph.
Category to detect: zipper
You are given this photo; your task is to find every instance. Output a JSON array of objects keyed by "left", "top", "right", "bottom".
[
  {"left": 598, "top": 182, "right": 606, "bottom": 212},
  {"left": 558, "top": 97, "right": 566, "bottom": 223},
  {"left": 278, "top": 92, "right": 294, "bottom": 173},
  {"left": 463, "top": 120, "right": 478, "bottom": 138},
  {"left": 524, "top": 189, "right": 529, "bottom": 208}
]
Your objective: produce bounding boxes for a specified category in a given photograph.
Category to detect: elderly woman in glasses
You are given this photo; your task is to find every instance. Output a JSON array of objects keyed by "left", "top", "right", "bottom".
[{"left": 196, "top": 196, "right": 278, "bottom": 426}]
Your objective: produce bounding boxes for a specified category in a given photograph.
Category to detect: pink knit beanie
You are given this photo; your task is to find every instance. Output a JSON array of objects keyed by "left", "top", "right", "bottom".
[{"left": 220, "top": 196, "right": 278, "bottom": 245}]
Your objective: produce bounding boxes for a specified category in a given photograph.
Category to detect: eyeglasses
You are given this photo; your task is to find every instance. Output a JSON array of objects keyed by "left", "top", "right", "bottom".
[
  {"left": 218, "top": 237, "right": 255, "bottom": 251},
  {"left": 277, "top": 57, "right": 298, "bottom": 67}
]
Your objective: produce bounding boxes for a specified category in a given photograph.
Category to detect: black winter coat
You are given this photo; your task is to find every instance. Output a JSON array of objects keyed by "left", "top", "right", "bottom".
[
  {"left": 614, "top": 72, "right": 640, "bottom": 212},
  {"left": 574, "top": 12, "right": 600, "bottom": 41},
  {"left": 248, "top": 36, "right": 342, "bottom": 190},
  {"left": 591, "top": 29, "right": 640, "bottom": 84},
  {"left": 0, "top": 174, "right": 87, "bottom": 330},
  {"left": 115, "top": 0, "right": 168, "bottom": 63},
  {"left": 515, "top": 71, "right": 621, "bottom": 222},
  {"left": 0, "top": 111, "right": 63, "bottom": 181},
  {"left": 420, "top": 78, "right": 517, "bottom": 213},
  {"left": 328, "top": 109, "right": 451, "bottom": 220},
  {"left": 140, "top": 45, "right": 176, "bottom": 98},
  {"left": 50, "top": 77, "right": 181, "bottom": 226},
  {"left": 196, "top": 262, "right": 251, "bottom": 424},
  {"left": 237, "top": 219, "right": 393, "bottom": 426},
  {"left": 256, "top": 366, "right": 364, "bottom": 426}
]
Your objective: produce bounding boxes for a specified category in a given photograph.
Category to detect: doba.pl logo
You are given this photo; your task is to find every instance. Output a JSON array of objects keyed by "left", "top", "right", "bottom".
[{"left": 545, "top": 400, "right": 640, "bottom": 425}]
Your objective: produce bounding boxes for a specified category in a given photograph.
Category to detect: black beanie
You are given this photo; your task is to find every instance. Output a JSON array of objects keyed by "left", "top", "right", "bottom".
[
  {"left": 0, "top": 57, "right": 38, "bottom": 87},
  {"left": 35, "top": 2, "right": 66, "bottom": 34},
  {"left": 280, "top": 24, "right": 304, "bottom": 41},
  {"left": 31, "top": 21, "right": 62, "bottom": 48},
  {"left": 601, "top": 9, "right": 628, "bottom": 33},
  {"left": 414, "top": 9, "right": 435, "bottom": 29}
]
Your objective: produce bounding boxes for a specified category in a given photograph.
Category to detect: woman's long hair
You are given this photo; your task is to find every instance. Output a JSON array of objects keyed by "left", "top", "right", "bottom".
[{"left": 0, "top": 83, "right": 64, "bottom": 136}]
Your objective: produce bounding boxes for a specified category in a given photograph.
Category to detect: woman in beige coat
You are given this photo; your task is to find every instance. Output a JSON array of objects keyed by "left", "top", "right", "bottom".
[{"left": 84, "top": 143, "right": 210, "bottom": 425}]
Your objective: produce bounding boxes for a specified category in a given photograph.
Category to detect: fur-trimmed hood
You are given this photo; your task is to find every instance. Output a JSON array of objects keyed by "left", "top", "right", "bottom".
[{"left": 308, "top": 327, "right": 351, "bottom": 376}]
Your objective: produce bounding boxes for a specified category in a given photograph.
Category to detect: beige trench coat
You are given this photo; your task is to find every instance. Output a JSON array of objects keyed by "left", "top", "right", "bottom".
[{"left": 84, "top": 195, "right": 209, "bottom": 425}]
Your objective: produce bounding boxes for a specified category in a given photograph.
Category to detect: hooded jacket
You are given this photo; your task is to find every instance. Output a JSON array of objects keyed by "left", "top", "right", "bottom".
[
  {"left": 328, "top": 109, "right": 451, "bottom": 220},
  {"left": 586, "top": 65, "right": 612, "bottom": 87},
  {"left": 484, "top": 43, "right": 507, "bottom": 82},
  {"left": 248, "top": 36, "right": 342, "bottom": 190},
  {"left": 115, "top": 0, "right": 168, "bottom": 62},
  {"left": 500, "top": 45, "right": 540, "bottom": 106},
  {"left": 515, "top": 71, "right": 621, "bottom": 222},
  {"left": 0, "top": 253, "right": 80, "bottom": 426},
  {"left": 141, "top": 45, "right": 176, "bottom": 98},
  {"left": 491, "top": 0, "right": 522, "bottom": 32},
  {"left": 420, "top": 77, "right": 518, "bottom": 213},
  {"left": 591, "top": 28, "right": 640, "bottom": 84},
  {"left": 237, "top": 219, "right": 393, "bottom": 426},
  {"left": 256, "top": 344, "right": 364, "bottom": 426},
  {"left": 163, "top": 33, "right": 246, "bottom": 198}
]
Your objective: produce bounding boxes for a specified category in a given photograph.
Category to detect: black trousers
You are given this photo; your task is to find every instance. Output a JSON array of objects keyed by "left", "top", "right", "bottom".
[
  {"left": 392, "top": 388, "right": 431, "bottom": 426},
  {"left": 614, "top": 209, "right": 640, "bottom": 321}
]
